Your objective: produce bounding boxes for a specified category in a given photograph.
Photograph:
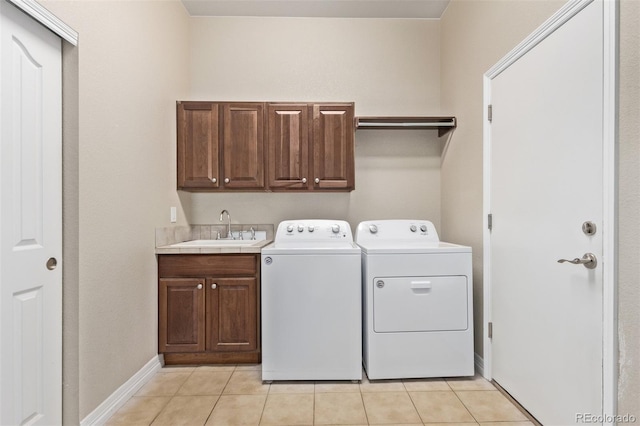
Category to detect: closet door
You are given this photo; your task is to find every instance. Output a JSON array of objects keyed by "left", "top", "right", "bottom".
[{"left": 1, "top": 2, "right": 62, "bottom": 424}]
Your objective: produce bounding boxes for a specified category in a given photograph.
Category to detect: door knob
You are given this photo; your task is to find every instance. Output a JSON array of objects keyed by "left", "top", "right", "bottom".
[
  {"left": 557, "top": 253, "right": 597, "bottom": 269},
  {"left": 46, "top": 257, "right": 57, "bottom": 270}
]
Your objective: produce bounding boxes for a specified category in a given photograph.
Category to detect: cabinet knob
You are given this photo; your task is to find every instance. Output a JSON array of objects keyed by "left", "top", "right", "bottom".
[
  {"left": 301, "top": 177, "right": 307, "bottom": 184},
  {"left": 211, "top": 177, "right": 217, "bottom": 184},
  {"left": 314, "top": 178, "right": 320, "bottom": 184},
  {"left": 224, "top": 178, "right": 230, "bottom": 184},
  {"left": 197, "top": 284, "right": 203, "bottom": 290},
  {"left": 211, "top": 283, "right": 217, "bottom": 289}
]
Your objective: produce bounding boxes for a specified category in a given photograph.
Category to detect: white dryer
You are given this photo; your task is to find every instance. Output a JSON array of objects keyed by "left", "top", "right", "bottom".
[
  {"left": 261, "top": 220, "right": 362, "bottom": 381},
  {"left": 355, "top": 220, "right": 474, "bottom": 380}
]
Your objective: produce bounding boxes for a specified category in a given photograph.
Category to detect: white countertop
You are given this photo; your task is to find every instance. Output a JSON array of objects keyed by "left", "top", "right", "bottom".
[{"left": 155, "top": 239, "right": 272, "bottom": 254}]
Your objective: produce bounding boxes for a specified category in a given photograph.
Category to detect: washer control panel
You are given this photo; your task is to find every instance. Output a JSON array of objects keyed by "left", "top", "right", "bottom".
[
  {"left": 276, "top": 219, "right": 353, "bottom": 243},
  {"left": 355, "top": 220, "right": 440, "bottom": 243}
]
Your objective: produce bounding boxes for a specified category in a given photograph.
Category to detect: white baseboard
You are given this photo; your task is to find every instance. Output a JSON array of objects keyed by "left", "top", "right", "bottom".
[
  {"left": 80, "top": 355, "right": 163, "bottom": 426},
  {"left": 474, "top": 352, "right": 485, "bottom": 377}
]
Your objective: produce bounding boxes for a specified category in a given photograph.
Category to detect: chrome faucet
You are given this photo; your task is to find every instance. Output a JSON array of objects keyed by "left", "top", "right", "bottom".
[{"left": 219, "top": 209, "right": 234, "bottom": 239}]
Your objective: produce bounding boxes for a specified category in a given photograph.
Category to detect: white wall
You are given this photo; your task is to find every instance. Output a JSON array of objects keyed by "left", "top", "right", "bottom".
[
  {"left": 617, "top": 0, "right": 640, "bottom": 415},
  {"left": 187, "top": 17, "right": 444, "bottom": 231},
  {"left": 38, "top": 0, "right": 191, "bottom": 419}
]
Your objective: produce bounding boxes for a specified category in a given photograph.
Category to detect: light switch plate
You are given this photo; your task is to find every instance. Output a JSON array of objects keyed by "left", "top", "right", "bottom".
[{"left": 170, "top": 207, "right": 177, "bottom": 223}]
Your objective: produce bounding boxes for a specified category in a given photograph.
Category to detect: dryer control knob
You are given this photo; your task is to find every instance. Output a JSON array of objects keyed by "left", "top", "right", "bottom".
[
  {"left": 286, "top": 225, "right": 294, "bottom": 233},
  {"left": 308, "top": 226, "right": 315, "bottom": 232},
  {"left": 297, "top": 224, "right": 304, "bottom": 232},
  {"left": 331, "top": 224, "right": 340, "bottom": 233},
  {"left": 410, "top": 225, "right": 417, "bottom": 232},
  {"left": 420, "top": 224, "right": 427, "bottom": 232},
  {"left": 369, "top": 225, "right": 378, "bottom": 234}
]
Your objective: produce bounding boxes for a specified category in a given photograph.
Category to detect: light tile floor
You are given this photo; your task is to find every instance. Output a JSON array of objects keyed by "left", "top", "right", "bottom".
[{"left": 105, "top": 364, "right": 533, "bottom": 426}]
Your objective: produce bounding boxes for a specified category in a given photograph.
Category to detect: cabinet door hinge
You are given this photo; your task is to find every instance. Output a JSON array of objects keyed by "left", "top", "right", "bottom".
[
  {"left": 488, "top": 214, "right": 493, "bottom": 231},
  {"left": 487, "top": 104, "right": 493, "bottom": 122},
  {"left": 488, "top": 321, "right": 493, "bottom": 339}
]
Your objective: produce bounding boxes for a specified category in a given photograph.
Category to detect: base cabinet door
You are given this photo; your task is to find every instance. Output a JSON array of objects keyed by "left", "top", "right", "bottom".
[
  {"left": 158, "top": 254, "right": 261, "bottom": 364},
  {"left": 159, "top": 278, "right": 206, "bottom": 353},
  {"left": 207, "top": 277, "right": 258, "bottom": 352}
]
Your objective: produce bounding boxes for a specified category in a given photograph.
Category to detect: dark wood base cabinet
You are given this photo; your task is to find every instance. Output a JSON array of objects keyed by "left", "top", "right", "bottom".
[{"left": 158, "top": 254, "right": 260, "bottom": 365}]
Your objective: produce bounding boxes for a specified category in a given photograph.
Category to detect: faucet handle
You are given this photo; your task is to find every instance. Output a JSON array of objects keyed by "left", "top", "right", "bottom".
[{"left": 250, "top": 227, "right": 256, "bottom": 240}]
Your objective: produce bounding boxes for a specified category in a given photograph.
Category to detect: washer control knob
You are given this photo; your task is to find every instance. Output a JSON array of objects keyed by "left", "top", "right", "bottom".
[
  {"left": 286, "top": 225, "right": 294, "bottom": 233},
  {"left": 369, "top": 225, "right": 378, "bottom": 234},
  {"left": 308, "top": 226, "right": 315, "bottom": 232},
  {"left": 420, "top": 224, "right": 427, "bottom": 232},
  {"left": 331, "top": 224, "right": 340, "bottom": 234},
  {"left": 297, "top": 224, "right": 304, "bottom": 232},
  {"left": 410, "top": 225, "right": 417, "bottom": 232}
]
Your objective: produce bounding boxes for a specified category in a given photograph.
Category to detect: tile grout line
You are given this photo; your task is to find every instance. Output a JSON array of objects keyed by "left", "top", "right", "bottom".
[
  {"left": 451, "top": 387, "right": 481, "bottom": 425},
  {"left": 148, "top": 367, "right": 197, "bottom": 426},
  {"left": 356, "top": 382, "right": 371, "bottom": 426},
  {"left": 404, "top": 383, "right": 425, "bottom": 425},
  {"left": 202, "top": 365, "right": 237, "bottom": 425}
]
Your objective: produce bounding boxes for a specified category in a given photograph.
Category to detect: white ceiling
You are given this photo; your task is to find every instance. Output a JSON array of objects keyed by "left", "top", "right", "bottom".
[{"left": 181, "top": 0, "right": 451, "bottom": 19}]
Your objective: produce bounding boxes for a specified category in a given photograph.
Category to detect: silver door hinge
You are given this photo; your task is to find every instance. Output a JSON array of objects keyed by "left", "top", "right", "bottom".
[
  {"left": 487, "top": 104, "right": 493, "bottom": 122},
  {"left": 488, "top": 322, "right": 493, "bottom": 339},
  {"left": 488, "top": 214, "right": 493, "bottom": 231}
]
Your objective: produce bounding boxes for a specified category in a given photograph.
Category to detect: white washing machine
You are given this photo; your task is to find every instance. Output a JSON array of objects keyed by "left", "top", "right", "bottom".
[
  {"left": 261, "top": 219, "right": 362, "bottom": 381},
  {"left": 355, "top": 219, "right": 474, "bottom": 380}
]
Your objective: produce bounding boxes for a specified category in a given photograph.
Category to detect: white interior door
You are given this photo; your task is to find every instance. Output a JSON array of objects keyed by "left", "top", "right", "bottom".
[
  {"left": 0, "top": 1, "right": 62, "bottom": 424},
  {"left": 487, "top": 1, "right": 607, "bottom": 424}
]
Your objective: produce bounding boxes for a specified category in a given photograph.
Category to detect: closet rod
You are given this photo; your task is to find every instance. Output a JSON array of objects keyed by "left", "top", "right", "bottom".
[{"left": 355, "top": 116, "right": 457, "bottom": 137}]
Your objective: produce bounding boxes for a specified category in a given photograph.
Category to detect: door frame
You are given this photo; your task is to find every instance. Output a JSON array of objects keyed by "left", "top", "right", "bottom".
[
  {"left": 6, "top": 0, "right": 77, "bottom": 45},
  {"left": 482, "top": 0, "right": 617, "bottom": 419}
]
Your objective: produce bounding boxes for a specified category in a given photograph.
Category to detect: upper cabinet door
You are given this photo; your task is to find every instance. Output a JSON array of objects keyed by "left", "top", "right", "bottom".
[
  {"left": 177, "top": 102, "right": 220, "bottom": 189},
  {"left": 267, "top": 103, "right": 310, "bottom": 190},
  {"left": 312, "top": 103, "right": 355, "bottom": 190},
  {"left": 222, "top": 103, "right": 265, "bottom": 189}
]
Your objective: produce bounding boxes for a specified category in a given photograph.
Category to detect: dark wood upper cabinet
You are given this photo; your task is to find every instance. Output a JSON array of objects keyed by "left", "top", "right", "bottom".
[
  {"left": 177, "top": 102, "right": 219, "bottom": 189},
  {"left": 177, "top": 101, "right": 355, "bottom": 192},
  {"left": 266, "top": 103, "right": 310, "bottom": 190},
  {"left": 222, "top": 103, "right": 265, "bottom": 189},
  {"left": 266, "top": 102, "right": 355, "bottom": 192},
  {"left": 312, "top": 103, "right": 355, "bottom": 190}
]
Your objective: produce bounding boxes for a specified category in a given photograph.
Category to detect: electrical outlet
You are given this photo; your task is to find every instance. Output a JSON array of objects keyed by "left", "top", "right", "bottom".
[{"left": 170, "top": 207, "right": 177, "bottom": 223}]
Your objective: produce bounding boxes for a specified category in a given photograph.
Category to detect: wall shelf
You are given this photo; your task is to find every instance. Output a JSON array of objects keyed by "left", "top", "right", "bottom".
[{"left": 355, "top": 116, "right": 457, "bottom": 137}]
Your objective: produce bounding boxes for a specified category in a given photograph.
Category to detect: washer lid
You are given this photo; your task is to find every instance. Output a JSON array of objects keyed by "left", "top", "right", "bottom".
[{"left": 261, "top": 241, "right": 361, "bottom": 255}]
